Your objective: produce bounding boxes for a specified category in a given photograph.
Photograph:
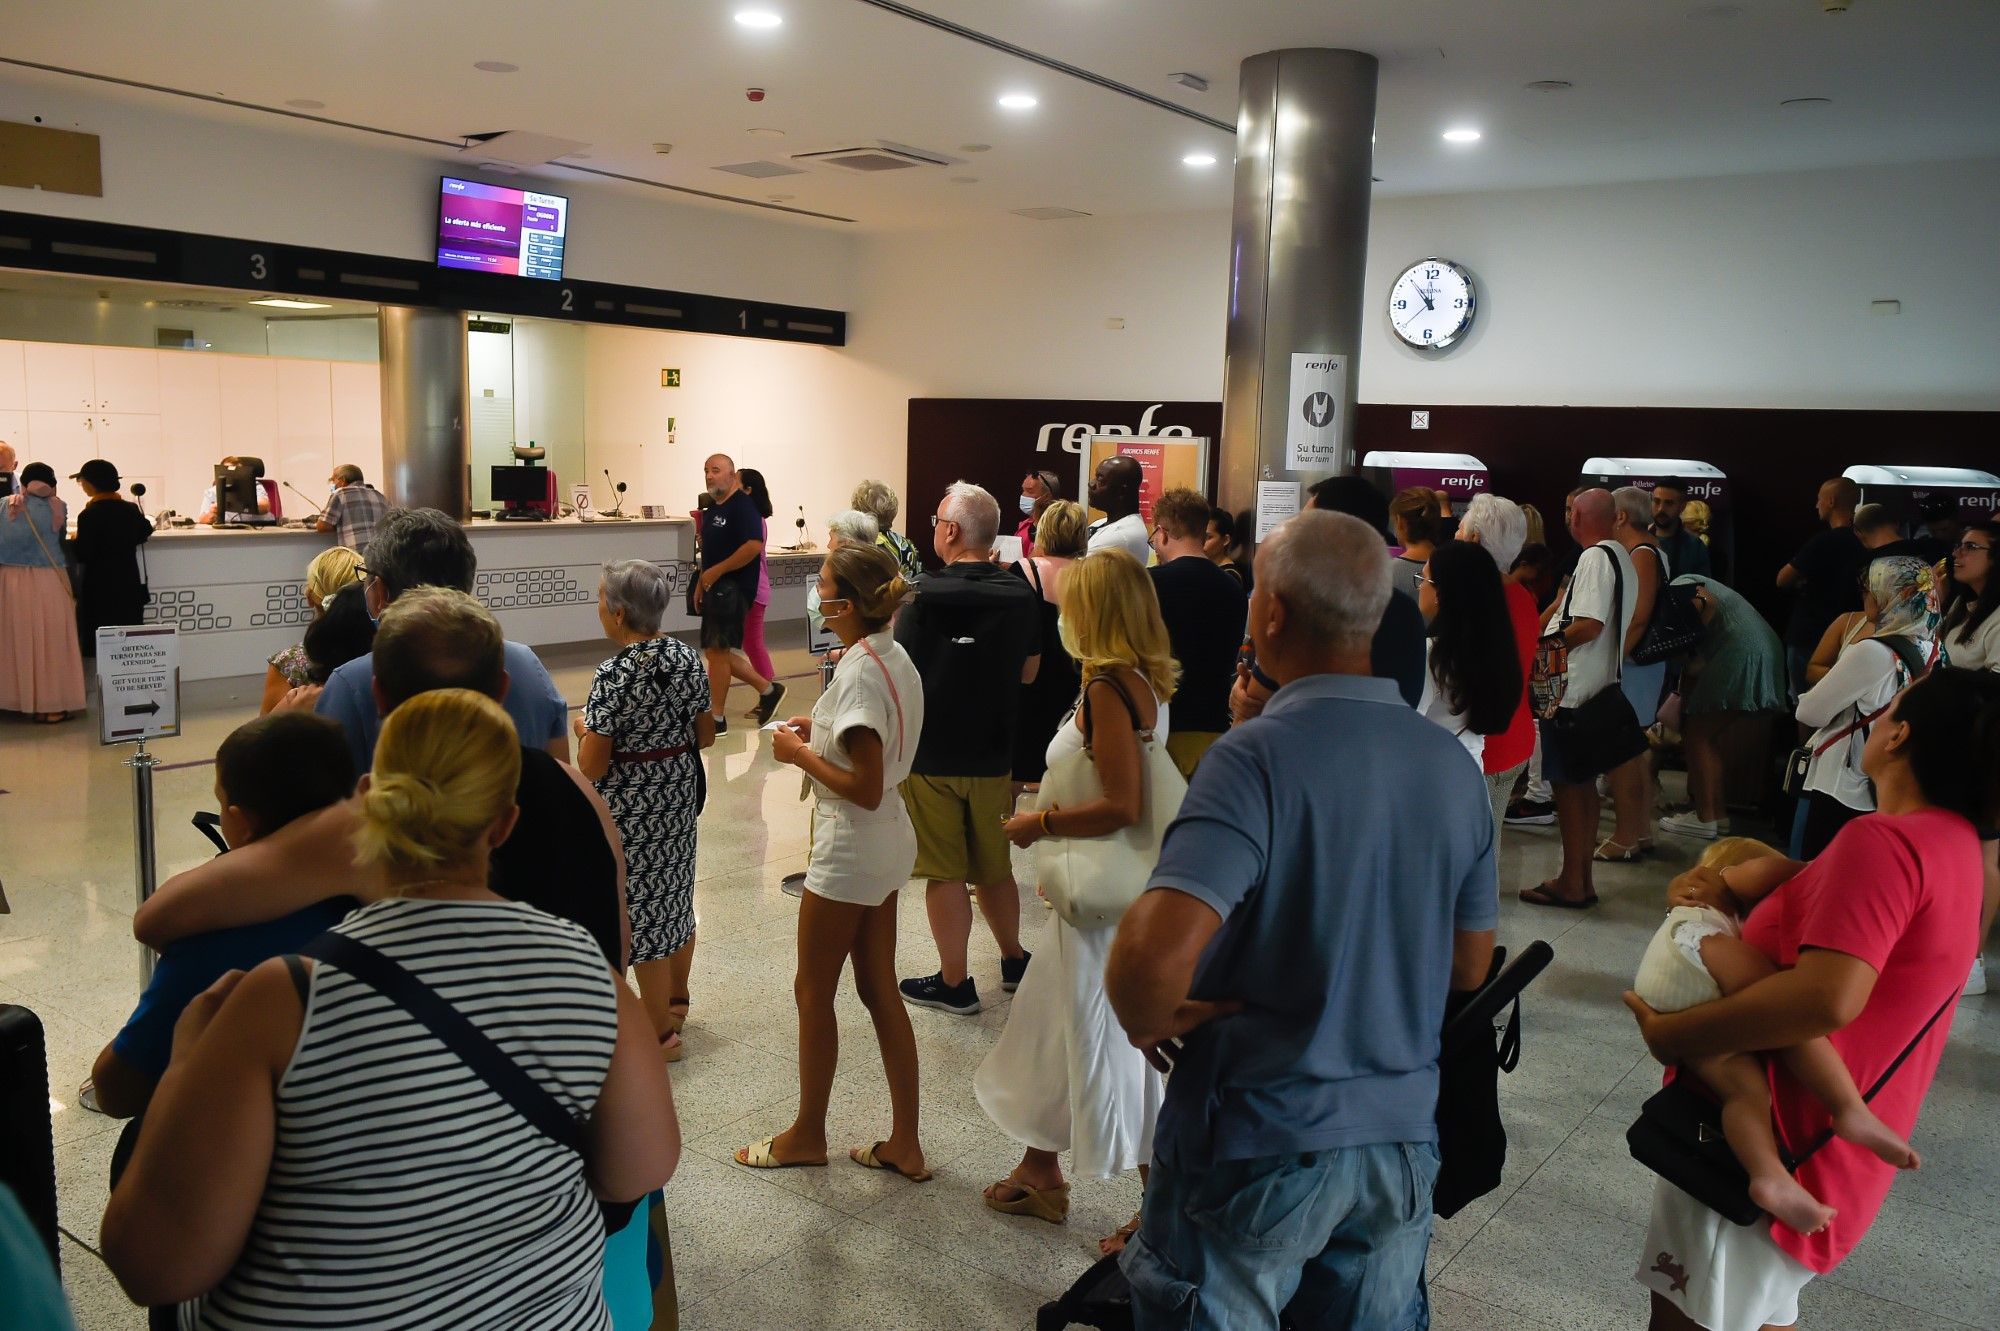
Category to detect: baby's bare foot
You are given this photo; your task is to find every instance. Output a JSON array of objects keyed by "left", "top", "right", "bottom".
[
  {"left": 1832, "top": 1103, "right": 1921, "bottom": 1170},
  {"left": 1751, "top": 1173, "right": 1837, "bottom": 1235}
]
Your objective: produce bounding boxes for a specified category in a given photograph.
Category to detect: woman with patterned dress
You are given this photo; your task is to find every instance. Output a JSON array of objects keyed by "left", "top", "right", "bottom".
[{"left": 575, "top": 559, "right": 715, "bottom": 1061}]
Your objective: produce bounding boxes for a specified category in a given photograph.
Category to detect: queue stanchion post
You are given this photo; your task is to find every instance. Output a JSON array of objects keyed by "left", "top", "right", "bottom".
[{"left": 129, "top": 739, "right": 159, "bottom": 986}]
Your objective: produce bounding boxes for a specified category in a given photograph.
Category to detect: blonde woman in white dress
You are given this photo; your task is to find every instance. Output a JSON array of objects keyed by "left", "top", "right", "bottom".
[{"left": 980, "top": 548, "right": 1178, "bottom": 1251}]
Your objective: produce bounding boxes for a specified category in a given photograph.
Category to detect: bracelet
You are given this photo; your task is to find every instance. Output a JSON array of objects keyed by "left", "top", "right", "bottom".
[
  {"left": 1248, "top": 661, "right": 1280, "bottom": 693},
  {"left": 1039, "top": 808, "right": 1054, "bottom": 836}
]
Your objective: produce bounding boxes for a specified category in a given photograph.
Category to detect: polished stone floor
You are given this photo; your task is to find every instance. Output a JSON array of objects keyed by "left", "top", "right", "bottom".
[{"left": 2, "top": 630, "right": 1993, "bottom": 1330}]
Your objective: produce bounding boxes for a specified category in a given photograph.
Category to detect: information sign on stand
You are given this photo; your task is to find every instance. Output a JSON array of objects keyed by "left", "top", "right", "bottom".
[{"left": 95, "top": 625, "right": 179, "bottom": 986}]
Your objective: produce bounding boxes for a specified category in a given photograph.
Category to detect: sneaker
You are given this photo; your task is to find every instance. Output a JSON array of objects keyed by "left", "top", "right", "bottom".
[
  {"left": 1966, "top": 956, "right": 1988, "bottom": 998},
  {"left": 712, "top": 713, "right": 729, "bottom": 736},
  {"left": 1660, "top": 812, "right": 1722, "bottom": 841},
  {"left": 1504, "top": 799, "right": 1555, "bottom": 826},
  {"left": 900, "top": 971, "right": 981, "bottom": 1015},
  {"left": 1001, "top": 951, "right": 1032, "bottom": 993},
  {"left": 755, "top": 681, "right": 789, "bottom": 726}
]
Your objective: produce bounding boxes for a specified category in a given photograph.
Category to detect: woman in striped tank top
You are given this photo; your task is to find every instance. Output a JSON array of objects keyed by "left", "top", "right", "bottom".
[{"left": 103, "top": 689, "right": 680, "bottom": 1329}]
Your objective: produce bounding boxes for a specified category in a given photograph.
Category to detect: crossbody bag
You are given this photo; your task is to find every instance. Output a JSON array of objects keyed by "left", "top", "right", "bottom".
[
  {"left": 1541, "top": 545, "right": 1648, "bottom": 778},
  {"left": 22, "top": 504, "right": 74, "bottom": 602},
  {"left": 1780, "top": 636, "right": 1929, "bottom": 800},
  {"left": 1631, "top": 547, "right": 1703, "bottom": 665}
]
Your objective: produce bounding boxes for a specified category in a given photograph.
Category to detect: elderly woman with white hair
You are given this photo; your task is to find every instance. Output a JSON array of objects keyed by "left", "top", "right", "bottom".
[
  {"left": 852, "top": 478, "right": 924, "bottom": 580},
  {"left": 575, "top": 558, "right": 716, "bottom": 1061},
  {"left": 1455, "top": 493, "right": 1542, "bottom": 838}
]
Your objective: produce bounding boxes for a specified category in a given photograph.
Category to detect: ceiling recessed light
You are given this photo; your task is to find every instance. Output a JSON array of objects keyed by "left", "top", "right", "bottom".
[
  {"left": 1524, "top": 80, "right": 1573, "bottom": 93},
  {"left": 1442, "top": 128, "right": 1482, "bottom": 143},
  {"left": 1182, "top": 153, "right": 1217, "bottom": 167},
  {"left": 1779, "top": 96, "right": 1833, "bottom": 110},
  {"left": 473, "top": 60, "right": 518, "bottom": 74},
  {"left": 735, "top": 9, "right": 783, "bottom": 28},
  {"left": 767, "top": 193, "right": 796, "bottom": 202},
  {"left": 960, "top": 143, "right": 992, "bottom": 153},
  {"left": 747, "top": 127, "right": 786, "bottom": 139},
  {"left": 250, "top": 298, "right": 331, "bottom": 310},
  {"left": 652, "top": 142, "right": 674, "bottom": 155},
  {"left": 997, "top": 93, "right": 1038, "bottom": 111},
  {"left": 950, "top": 176, "right": 978, "bottom": 185},
  {"left": 284, "top": 98, "right": 325, "bottom": 110}
]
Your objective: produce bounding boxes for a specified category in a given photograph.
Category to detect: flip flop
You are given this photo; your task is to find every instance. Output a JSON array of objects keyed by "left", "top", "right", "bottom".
[
  {"left": 1519, "top": 881, "right": 1598, "bottom": 909},
  {"left": 849, "top": 1141, "right": 934, "bottom": 1183},
  {"left": 660, "top": 1031, "right": 685, "bottom": 1064},
  {"left": 982, "top": 1178, "right": 1070, "bottom": 1225},
  {"left": 734, "top": 1136, "right": 827, "bottom": 1170}
]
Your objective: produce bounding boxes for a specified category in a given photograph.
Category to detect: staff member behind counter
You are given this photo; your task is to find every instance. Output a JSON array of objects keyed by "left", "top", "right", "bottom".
[{"left": 196, "top": 455, "right": 277, "bottom": 526}]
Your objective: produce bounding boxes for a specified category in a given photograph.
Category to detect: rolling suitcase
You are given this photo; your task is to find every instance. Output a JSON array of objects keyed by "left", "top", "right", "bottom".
[{"left": 0, "top": 1003, "right": 60, "bottom": 1269}]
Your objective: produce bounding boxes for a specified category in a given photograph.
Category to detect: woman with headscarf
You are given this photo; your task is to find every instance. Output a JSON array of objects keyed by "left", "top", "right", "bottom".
[
  {"left": 0, "top": 460, "right": 86, "bottom": 722},
  {"left": 1791, "top": 556, "right": 1939, "bottom": 858}
]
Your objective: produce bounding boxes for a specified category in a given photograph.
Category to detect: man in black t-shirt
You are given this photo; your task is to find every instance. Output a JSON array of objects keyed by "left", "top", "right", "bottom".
[
  {"left": 696, "top": 453, "right": 784, "bottom": 733},
  {"left": 896, "top": 481, "right": 1042, "bottom": 1016},
  {"left": 1147, "top": 487, "right": 1247, "bottom": 778},
  {"left": 1777, "top": 476, "right": 1866, "bottom": 697}
]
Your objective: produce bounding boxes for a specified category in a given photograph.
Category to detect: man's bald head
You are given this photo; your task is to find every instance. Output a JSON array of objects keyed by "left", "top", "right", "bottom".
[
  {"left": 704, "top": 454, "right": 738, "bottom": 502},
  {"left": 1568, "top": 487, "right": 1615, "bottom": 543},
  {"left": 1089, "top": 453, "right": 1143, "bottom": 517},
  {"left": 1817, "top": 476, "right": 1859, "bottom": 521},
  {"left": 0, "top": 441, "right": 16, "bottom": 473}
]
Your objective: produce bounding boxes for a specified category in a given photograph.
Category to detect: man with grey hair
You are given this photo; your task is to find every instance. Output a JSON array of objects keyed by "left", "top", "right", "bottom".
[
  {"left": 315, "top": 463, "right": 389, "bottom": 550},
  {"left": 1521, "top": 487, "right": 1642, "bottom": 908},
  {"left": 313, "top": 507, "right": 569, "bottom": 773},
  {"left": 1456, "top": 494, "right": 1540, "bottom": 836},
  {"left": 895, "top": 480, "right": 1041, "bottom": 1015},
  {"left": 1107, "top": 509, "right": 1497, "bottom": 1328}
]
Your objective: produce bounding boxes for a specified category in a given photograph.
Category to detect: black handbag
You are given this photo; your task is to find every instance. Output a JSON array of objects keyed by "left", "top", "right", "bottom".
[
  {"left": 1626, "top": 986, "right": 1958, "bottom": 1224},
  {"left": 1434, "top": 942, "right": 1554, "bottom": 1218},
  {"left": 1631, "top": 552, "right": 1702, "bottom": 665},
  {"left": 1541, "top": 545, "right": 1647, "bottom": 778}
]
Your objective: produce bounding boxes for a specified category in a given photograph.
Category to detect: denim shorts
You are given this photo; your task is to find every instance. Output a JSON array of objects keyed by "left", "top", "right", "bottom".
[{"left": 1121, "top": 1141, "right": 1439, "bottom": 1330}]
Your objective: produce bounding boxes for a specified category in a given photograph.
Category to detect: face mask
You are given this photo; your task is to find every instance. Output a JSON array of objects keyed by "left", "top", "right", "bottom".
[
  {"left": 806, "top": 583, "right": 825, "bottom": 634},
  {"left": 1019, "top": 495, "right": 1036, "bottom": 516}
]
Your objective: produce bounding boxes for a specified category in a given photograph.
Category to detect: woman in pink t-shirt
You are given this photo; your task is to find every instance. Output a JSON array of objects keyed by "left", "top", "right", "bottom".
[{"left": 1624, "top": 667, "right": 1998, "bottom": 1331}]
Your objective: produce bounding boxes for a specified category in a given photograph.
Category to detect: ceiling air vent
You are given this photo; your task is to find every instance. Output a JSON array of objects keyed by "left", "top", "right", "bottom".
[
  {"left": 713, "top": 160, "right": 807, "bottom": 179},
  {"left": 1010, "top": 207, "right": 1092, "bottom": 221},
  {"left": 792, "top": 141, "right": 953, "bottom": 173},
  {"left": 460, "top": 131, "right": 591, "bottom": 166}
]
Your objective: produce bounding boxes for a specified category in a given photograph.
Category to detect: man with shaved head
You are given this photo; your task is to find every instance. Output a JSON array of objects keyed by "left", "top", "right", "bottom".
[
  {"left": 696, "top": 452, "right": 784, "bottom": 732},
  {"left": 1521, "top": 487, "right": 1642, "bottom": 909},
  {"left": 1107, "top": 510, "right": 1496, "bottom": 1327},
  {"left": 1776, "top": 475, "right": 1867, "bottom": 697},
  {"left": 1085, "top": 453, "right": 1151, "bottom": 563}
]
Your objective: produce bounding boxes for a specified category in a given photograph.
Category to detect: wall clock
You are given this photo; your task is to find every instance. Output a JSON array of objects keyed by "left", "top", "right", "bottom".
[{"left": 1389, "top": 257, "right": 1476, "bottom": 351}]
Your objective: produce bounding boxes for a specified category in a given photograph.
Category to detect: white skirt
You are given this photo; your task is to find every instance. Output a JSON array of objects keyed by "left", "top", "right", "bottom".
[{"left": 974, "top": 915, "right": 1163, "bottom": 1180}]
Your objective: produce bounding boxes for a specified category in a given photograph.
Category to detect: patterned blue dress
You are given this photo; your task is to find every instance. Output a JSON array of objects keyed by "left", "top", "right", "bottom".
[{"left": 584, "top": 637, "right": 707, "bottom": 962}]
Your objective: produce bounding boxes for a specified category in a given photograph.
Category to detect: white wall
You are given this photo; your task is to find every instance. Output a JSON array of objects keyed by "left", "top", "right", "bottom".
[
  {"left": 583, "top": 323, "right": 910, "bottom": 536},
  {"left": 1, "top": 77, "right": 858, "bottom": 310},
  {"left": 847, "top": 157, "right": 2000, "bottom": 413}
]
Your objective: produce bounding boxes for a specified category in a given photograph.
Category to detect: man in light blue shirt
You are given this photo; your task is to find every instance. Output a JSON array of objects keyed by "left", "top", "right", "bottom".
[
  {"left": 1108, "top": 509, "right": 1498, "bottom": 1331},
  {"left": 315, "top": 508, "right": 569, "bottom": 772}
]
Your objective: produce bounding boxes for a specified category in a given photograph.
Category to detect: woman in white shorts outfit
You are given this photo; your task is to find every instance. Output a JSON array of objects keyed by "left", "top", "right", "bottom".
[{"left": 735, "top": 543, "right": 934, "bottom": 1182}]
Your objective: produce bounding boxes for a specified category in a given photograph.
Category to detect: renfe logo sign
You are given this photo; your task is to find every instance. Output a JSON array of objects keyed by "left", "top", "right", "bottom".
[{"left": 1036, "top": 404, "right": 1194, "bottom": 453}]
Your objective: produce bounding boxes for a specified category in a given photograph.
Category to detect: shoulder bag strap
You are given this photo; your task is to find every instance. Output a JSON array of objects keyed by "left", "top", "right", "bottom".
[
  {"left": 1790, "top": 983, "right": 1959, "bottom": 1169},
  {"left": 855, "top": 637, "right": 906, "bottom": 763},
  {"left": 1020, "top": 556, "right": 1044, "bottom": 598},
  {"left": 1078, "top": 672, "right": 1146, "bottom": 750},
  {"left": 22, "top": 503, "right": 74, "bottom": 603},
  {"left": 299, "top": 931, "right": 584, "bottom": 1156}
]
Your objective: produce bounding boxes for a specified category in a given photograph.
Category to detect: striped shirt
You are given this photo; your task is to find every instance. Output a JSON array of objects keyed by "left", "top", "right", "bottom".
[{"left": 183, "top": 898, "right": 620, "bottom": 1330}]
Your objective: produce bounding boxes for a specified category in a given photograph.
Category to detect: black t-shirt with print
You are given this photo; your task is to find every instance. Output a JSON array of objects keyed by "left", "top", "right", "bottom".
[
  {"left": 895, "top": 561, "right": 1040, "bottom": 777},
  {"left": 699, "top": 490, "right": 765, "bottom": 600}
]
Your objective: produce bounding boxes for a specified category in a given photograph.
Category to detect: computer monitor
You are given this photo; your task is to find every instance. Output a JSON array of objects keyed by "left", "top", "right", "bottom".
[
  {"left": 215, "top": 459, "right": 266, "bottom": 521},
  {"left": 0, "top": 471, "right": 13, "bottom": 498},
  {"left": 492, "top": 465, "right": 550, "bottom": 505}
]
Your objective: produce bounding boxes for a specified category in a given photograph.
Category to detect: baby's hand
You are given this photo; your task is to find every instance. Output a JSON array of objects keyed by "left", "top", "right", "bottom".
[{"left": 1668, "top": 865, "right": 1737, "bottom": 917}]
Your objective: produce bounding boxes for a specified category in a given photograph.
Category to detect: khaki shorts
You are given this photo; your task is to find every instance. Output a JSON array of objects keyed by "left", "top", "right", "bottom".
[
  {"left": 1165, "top": 730, "right": 1222, "bottom": 781},
  {"left": 902, "top": 773, "right": 1015, "bottom": 885}
]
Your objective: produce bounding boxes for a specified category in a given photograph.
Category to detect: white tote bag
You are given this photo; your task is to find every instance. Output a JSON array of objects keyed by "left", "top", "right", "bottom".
[{"left": 1032, "top": 679, "right": 1188, "bottom": 930}]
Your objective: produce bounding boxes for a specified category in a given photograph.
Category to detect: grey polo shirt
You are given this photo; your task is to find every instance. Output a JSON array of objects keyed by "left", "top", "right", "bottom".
[{"left": 1147, "top": 671, "right": 1498, "bottom": 1170}]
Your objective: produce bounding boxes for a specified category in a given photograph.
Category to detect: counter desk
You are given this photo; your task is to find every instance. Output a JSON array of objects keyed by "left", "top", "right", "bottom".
[{"left": 138, "top": 518, "right": 824, "bottom": 681}]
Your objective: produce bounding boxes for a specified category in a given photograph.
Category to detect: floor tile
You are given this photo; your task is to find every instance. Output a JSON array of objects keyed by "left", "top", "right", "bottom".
[
  {"left": 1818, "top": 1192, "right": 2000, "bottom": 1329},
  {"left": 58, "top": 1234, "right": 145, "bottom": 1331},
  {"left": 1433, "top": 1192, "right": 1651, "bottom": 1331},
  {"left": 658, "top": 1148, "right": 849, "bottom": 1307}
]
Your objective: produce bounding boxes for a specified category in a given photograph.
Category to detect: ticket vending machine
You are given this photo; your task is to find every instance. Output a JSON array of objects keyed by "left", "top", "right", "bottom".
[
  {"left": 1358, "top": 451, "right": 1491, "bottom": 515},
  {"left": 1841, "top": 465, "right": 2000, "bottom": 554},
  {"left": 1581, "top": 456, "right": 1732, "bottom": 584}
]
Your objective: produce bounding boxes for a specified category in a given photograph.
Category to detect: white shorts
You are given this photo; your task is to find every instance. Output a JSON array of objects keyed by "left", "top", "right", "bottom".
[
  {"left": 1636, "top": 1179, "right": 1815, "bottom": 1331},
  {"left": 803, "top": 801, "right": 916, "bottom": 908}
]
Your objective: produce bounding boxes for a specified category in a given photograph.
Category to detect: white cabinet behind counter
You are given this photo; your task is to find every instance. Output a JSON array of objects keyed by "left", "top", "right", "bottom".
[{"left": 142, "top": 519, "right": 825, "bottom": 681}]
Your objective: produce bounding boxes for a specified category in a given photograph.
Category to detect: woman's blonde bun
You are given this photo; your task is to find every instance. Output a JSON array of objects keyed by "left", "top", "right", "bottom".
[{"left": 352, "top": 688, "right": 521, "bottom": 877}]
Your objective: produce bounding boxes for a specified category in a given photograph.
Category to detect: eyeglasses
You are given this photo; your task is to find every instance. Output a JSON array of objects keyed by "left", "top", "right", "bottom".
[
  {"left": 930, "top": 514, "right": 956, "bottom": 529},
  {"left": 1956, "top": 541, "right": 1991, "bottom": 555},
  {"left": 1416, "top": 573, "right": 1435, "bottom": 587}
]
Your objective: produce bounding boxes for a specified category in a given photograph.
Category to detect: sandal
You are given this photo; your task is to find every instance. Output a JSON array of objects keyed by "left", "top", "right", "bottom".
[
  {"left": 665, "top": 997, "right": 691, "bottom": 1036},
  {"left": 1519, "top": 881, "right": 1598, "bottom": 910},
  {"left": 1099, "top": 1211, "right": 1142, "bottom": 1256},
  {"left": 660, "top": 1030, "right": 685, "bottom": 1064},
  {"left": 734, "top": 1136, "right": 827, "bottom": 1170},
  {"left": 1593, "top": 839, "right": 1645, "bottom": 863},
  {"left": 850, "top": 1141, "right": 934, "bottom": 1183},
  {"left": 983, "top": 1178, "right": 1070, "bottom": 1225}
]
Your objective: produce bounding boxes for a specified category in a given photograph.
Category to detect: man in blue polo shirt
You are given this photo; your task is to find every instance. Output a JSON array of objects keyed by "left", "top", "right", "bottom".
[{"left": 1107, "top": 509, "right": 1498, "bottom": 1330}]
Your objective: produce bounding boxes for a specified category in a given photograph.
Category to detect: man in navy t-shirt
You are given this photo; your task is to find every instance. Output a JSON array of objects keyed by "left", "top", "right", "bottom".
[
  {"left": 696, "top": 453, "right": 784, "bottom": 732},
  {"left": 88, "top": 713, "right": 358, "bottom": 1118}
]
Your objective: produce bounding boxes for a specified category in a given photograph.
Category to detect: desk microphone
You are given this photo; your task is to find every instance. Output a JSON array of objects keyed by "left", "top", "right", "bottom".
[
  {"left": 130, "top": 481, "right": 147, "bottom": 517},
  {"left": 283, "top": 481, "right": 326, "bottom": 515},
  {"left": 600, "top": 468, "right": 632, "bottom": 520}
]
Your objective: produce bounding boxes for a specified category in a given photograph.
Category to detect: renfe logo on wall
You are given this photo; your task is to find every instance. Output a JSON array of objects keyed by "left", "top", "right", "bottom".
[{"left": 1035, "top": 404, "right": 1195, "bottom": 453}]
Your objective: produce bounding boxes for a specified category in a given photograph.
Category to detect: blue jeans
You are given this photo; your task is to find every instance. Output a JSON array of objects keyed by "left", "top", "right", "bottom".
[{"left": 1121, "top": 1142, "right": 1439, "bottom": 1331}]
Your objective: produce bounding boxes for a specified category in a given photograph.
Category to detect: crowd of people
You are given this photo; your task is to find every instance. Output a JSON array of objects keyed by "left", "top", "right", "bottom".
[{"left": 2, "top": 441, "right": 1995, "bottom": 1331}]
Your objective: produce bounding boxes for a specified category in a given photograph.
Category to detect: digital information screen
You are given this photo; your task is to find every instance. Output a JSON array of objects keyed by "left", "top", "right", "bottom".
[{"left": 437, "top": 177, "right": 568, "bottom": 280}]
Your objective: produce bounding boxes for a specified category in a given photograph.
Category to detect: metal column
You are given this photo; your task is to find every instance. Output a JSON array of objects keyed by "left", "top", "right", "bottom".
[
  {"left": 378, "top": 304, "right": 471, "bottom": 518},
  {"left": 129, "top": 741, "right": 158, "bottom": 985},
  {"left": 1217, "top": 48, "right": 1378, "bottom": 531}
]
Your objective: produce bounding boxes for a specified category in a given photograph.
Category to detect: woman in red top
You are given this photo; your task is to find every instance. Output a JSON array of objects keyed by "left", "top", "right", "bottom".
[
  {"left": 1625, "top": 667, "right": 1998, "bottom": 1331},
  {"left": 1455, "top": 494, "right": 1540, "bottom": 838}
]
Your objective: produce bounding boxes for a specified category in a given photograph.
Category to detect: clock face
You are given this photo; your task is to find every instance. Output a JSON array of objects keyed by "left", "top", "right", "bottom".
[{"left": 1389, "top": 258, "right": 1476, "bottom": 350}]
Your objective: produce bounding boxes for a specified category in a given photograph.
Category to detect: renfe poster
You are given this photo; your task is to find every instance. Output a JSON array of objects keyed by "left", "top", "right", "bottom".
[{"left": 437, "top": 177, "right": 568, "bottom": 280}]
